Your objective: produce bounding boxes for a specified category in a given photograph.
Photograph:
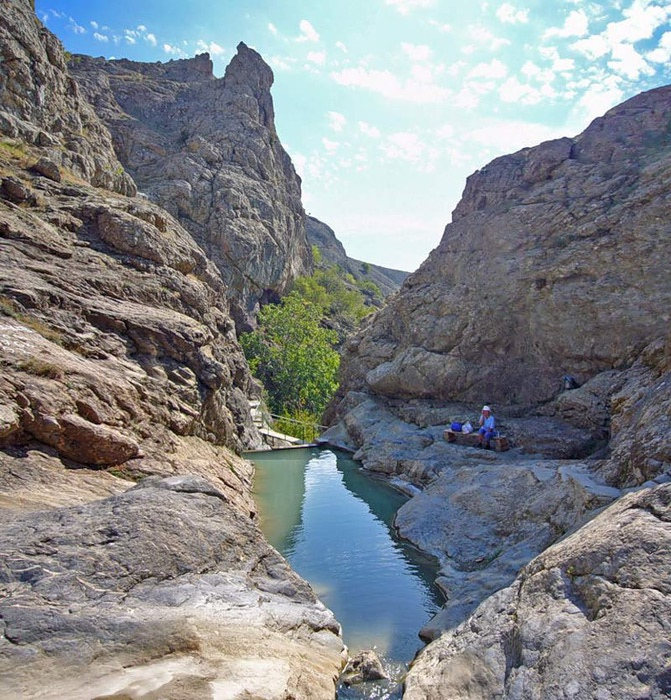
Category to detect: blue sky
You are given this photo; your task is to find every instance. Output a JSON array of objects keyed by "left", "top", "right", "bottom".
[{"left": 36, "top": 0, "right": 671, "bottom": 272}]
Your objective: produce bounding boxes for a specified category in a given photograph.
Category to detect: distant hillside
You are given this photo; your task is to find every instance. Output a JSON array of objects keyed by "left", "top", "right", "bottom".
[{"left": 306, "top": 216, "right": 408, "bottom": 298}]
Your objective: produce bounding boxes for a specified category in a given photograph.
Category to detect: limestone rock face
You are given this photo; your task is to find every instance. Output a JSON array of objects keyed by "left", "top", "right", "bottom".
[
  {"left": 0, "top": 0, "right": 135, "bottom": 196},
  {"left": 0, "top": 476, "right": 345, "bottom": 700},
  {"left": 332, "top": 85, "right": 671, "bottom": 409},
  {"left": 403, "top": 483, "right": 671, "bottom": 700},
  {"left": 0, "top": 7, "right": 348, "bottom": 695},
  {"left": 0, "top": 180, "right": 262, "bottom": 459},
  {"left": 69, "top": 44, "right": 311, "bottom": 330}
]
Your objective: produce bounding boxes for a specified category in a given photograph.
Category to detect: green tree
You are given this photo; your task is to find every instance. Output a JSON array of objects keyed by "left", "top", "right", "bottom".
[{"left": 240, "top": 292, "right": 340, "bottom": 422}]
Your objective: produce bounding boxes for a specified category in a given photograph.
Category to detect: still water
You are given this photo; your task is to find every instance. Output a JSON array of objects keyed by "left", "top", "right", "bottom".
[{"left": 249, "top": 447, "right": 442, "bottom": 698}]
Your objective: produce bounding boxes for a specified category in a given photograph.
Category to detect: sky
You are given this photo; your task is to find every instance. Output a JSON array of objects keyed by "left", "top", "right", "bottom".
[{"left": 35, "top": 0, "right": 671, "bottom": 272}]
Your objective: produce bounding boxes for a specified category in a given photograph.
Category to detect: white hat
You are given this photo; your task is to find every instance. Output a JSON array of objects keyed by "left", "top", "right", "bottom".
[{"left": 482, "top": 405, "right": 491, "bottom": 412}]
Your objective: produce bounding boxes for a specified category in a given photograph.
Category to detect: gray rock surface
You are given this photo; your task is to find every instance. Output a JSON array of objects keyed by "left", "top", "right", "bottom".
[
  {"left": 403, "top": 483, "right": 671, "bottom": 700},
  {"left": 0, "top": 0, "right": 135, "bottom": 196},
  {"left": 0, "top": 476, "right": 345, "bottom": 700},
  {"left": 342, "top": 649, "right": 388, "bottom": 685},
  {"left": 323, "top": 84, "right": 671, "bottom": 700},
  {"left": 68, "top": 45, "right": 311, "bottom": 330},
  {"left": 331, "top": 85, "right": 671, "bottom": 410},
  {"left": 0, "top": 4, "right": 347, "bottom": 697}
]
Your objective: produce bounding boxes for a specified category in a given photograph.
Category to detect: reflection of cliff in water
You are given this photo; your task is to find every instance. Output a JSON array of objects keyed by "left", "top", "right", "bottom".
[
  {"left": 334, "top": 450, "right": 443, "bottom": 606},
  {"left": 247, "top": 448, "right": 312, "bottom": 552}
]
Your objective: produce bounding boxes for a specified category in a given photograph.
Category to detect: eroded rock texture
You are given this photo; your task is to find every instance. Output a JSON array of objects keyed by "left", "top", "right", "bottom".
[
  {"left": 332, "top": 86, "right": 671, "bottom": 409},
  {"left": 403, "top": 484, "right": 671, "bottom": 700},
  {"left": 0, "top": 2, "right": 345, "bottom": 697},
  {"left": 69, "top": 44, "right": 311, "bottom": 330},
  {"left": 322, "top": 83, "right": 671, "bottom": 698},
  {"left": 0, "top": 476, "right": 344, "bottom": 700},
  {"left": 0, "top": 0, "right": 135, "bottom": 196}
]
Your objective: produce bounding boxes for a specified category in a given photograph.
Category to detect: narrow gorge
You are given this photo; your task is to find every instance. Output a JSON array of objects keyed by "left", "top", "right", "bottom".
[{"left": 1, "top": 1, "right": 669, "bottom": 699}]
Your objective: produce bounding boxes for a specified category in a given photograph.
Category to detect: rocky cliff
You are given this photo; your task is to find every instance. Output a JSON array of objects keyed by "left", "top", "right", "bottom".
[
  {"left": 333, "top": 86, "right": 671, "bottom": 409},
  {"left": 68, "top": 44, "right": 311, "bottom": 331},
  {"left": 323, "top": 85, "right": 671, "bottom": 698},
  {"left": 0, "top": 2, "right": 345, "bottom": 697}
]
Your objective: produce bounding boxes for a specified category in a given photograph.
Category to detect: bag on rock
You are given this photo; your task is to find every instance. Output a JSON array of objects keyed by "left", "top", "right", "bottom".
[
  {"left": 450, "top": 421, "right": 462, "bottom": 432},
  {"left": 462, "top": 421, "right": 473, "bottom": 433}
]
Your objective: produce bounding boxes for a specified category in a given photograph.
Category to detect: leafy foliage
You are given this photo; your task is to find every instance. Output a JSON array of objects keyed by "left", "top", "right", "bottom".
[
  {"left": 241, "top": 256, "right": 385, "bottom": 438},
  {"left": 291, "top": 264, "right": 378, "bottom": 342},
  {"left": 240, "top": 292, "right": 340, "bottom": 424}
]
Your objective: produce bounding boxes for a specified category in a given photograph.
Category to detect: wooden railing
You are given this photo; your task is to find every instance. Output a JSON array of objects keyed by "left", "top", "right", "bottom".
[{"left": 249, "top": 400, "right": 326, "bottom": 446}]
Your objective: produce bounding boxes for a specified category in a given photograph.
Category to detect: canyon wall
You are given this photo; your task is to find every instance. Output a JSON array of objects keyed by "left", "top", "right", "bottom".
[
  {"left": 324, "top": 85, "right": 671, "bottom": 698},
  {"left": 332, "top": 86, "right": 671, "bottom": 409},
  {"left": 0, "top": 2, "right": 345, "bottom": 698},
  {"left": 68, "top": 44, "right": 311, "bottom": 330}
]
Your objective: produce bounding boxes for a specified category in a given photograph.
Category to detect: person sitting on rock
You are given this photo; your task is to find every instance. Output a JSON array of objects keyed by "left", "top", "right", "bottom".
[{"left": 477, "top": 405, "right": 496, "bottom": 449}]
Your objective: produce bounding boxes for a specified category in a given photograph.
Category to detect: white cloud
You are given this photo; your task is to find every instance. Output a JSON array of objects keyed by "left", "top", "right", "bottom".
[
  {"left": 447, "top": 60, "right": 468, "bottom": 77},
  {"left": 538, "top": 46, "right": 575, "bottom": 72},
  {"left": 145, "top": 33, "right": 157, "bottom": 47},
  {"left": 573, "top": 79, "right": 624, "bottom": 126},
  {"left": 647, "top": 30, "right": 671, "bottom": 63},
  {"left": 335, "top": 41, "right": 348, "bottom": 53},
  {"left": 331, "top": 66, "right": 450, "bottom": 103},
  {"left": 496, "top": 3, "right": 529, "bottom": 24},
  {"left": 466, "top": 120, "right": 566, "bottom": 155},
  {"left": 569, "top": 1, "right": 669, "bottom": 79},
  {"left": 297, "top": 19, "right": 319, "bottom": 43},
  {"left": 454, "top": 87, "right": 481, "bottom": 109},
  {"left": 163, "top": 43, "right": 182, "bottom": 55},
  {"left": 386, "top": 0, "right": 434, "bottom": 14},
  {"left": 69, "top": 18, "right": 86, "bottom": 34},
  {"left": 468, "top": 58, "right": 508, "bottom": 80},
  {"left": 544, "top": 9, "right": 589, "bottom": 38},
  {"left": 291, "top": 152, "right": 307, "bottom": 178},
  {"left": 124, "top": 33, "right": 136, "bottom": 45},
  {"left": 401, "top": 42, "right": 432, "bottom": 62},
  {"left": 322, "top": 137, "right": 339, "bottom": 153},
  {"left": 435, "top": 123, "right": 455, "bottom": 139},
  {"left": 137, "top": 24, "right": 147, "bottom": 32},
  {"left": 521, "top": 60, "right": 554, "bottom": 83},
  {"left": 93, "top": 32, "right": 109, "bottom": 42},
  {"left": 197, "top": 40, "right": 226, "bottom": 56},
  {"left": 328, "top": 112, "right": 347, "bottom": 132},
  {"left": 604, "top": 0, "right": 670, "bottom": 44},
  {"left": 570, "top": 34, "right": 610, "bottom": 59},
  {"left": 359, "top": 121, "right": 381, "bottom": 138},
  {"left": 499, "top": 76, "right": 557, "bottom": 104},
  {"left": 429, "top": 19, "right": 452, "bottom": 33},
  {"left": 381, "top": 131, "right": 427, "bottom": 163},
  {"left": 268, "top": 23, "right": 278, "bottom": 36},
  {"left": 90, "top": 20, "right": 99, "bottom": 29},
  {"left": 307, "top": 51, "right": 326, "bottom": 65},
  {"left": 608, "top": 42, "right": 654, "bottom": 79},
  {"left": 465, "top": 25, "right": 511, "bottom": 51},
  {"left": 269, "top": 55, "right": 297, "bottom": 71}
]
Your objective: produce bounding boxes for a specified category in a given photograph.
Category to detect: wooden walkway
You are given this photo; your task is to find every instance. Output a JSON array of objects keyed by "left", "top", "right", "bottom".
[{"left": 249, "top": 400, "right": 322, "bottom": 448}]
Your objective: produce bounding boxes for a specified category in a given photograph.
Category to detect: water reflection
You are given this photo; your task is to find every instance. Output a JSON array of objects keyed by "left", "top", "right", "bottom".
[{"left": 250, "top": 448, "right": 442, "bottom": 697}]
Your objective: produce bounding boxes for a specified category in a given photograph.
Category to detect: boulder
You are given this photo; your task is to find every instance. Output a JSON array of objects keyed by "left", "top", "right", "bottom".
[
  {"left": 403, "top": 484, "right": 671, "bottom": 700},
  {"left": 0, "top": 477, "right": 345, "bottom": 700},
  {"left": 342, "top": 649, "right": 388, "bottom": 685}
]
